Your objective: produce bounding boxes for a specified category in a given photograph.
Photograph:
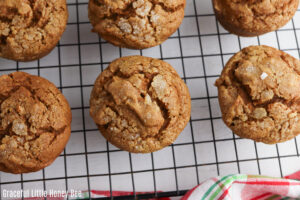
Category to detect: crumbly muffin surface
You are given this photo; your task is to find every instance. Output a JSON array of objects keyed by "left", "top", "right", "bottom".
[
  {"left": 213, "top": 0, "right": 299, "bottom": 36},
  {"left": 90, "top": 56, "right": 191, "bottom": 153},
  {"left": 216, "top": 45, "right": 300, "bottom": 144},
  {"left": 0, "top": 0, "right": 68, "bottom": 61},
  {"left": 88, "top": 0, "right": 186, "bottom": 49},
  {"left": 0, "top": 72, "right": 72, "bottom": 174}
]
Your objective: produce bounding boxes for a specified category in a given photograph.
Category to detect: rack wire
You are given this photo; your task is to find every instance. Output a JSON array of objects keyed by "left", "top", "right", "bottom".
[{"left": 1, "top": 0, "right": 300, "bottom": 199}]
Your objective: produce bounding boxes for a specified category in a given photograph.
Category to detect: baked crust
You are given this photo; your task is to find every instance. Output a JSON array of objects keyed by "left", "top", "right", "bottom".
[
  {"left": 0, "top": 0, "right": 68, "bottom": 61},
  {"left": 213, "top": 0, "right": 299, "bottom": 36},
  {"left": 0, "top": 72, "right": 72, "bottom": 174},
  {"left": 90, "top": 56, "right": 191, "bottom": 153},
  {"left": 88, "top": 0, "right": 186, "bottom": 49},
  {"left": 216, "top": 45, "right": 300, "bottom": 144}
]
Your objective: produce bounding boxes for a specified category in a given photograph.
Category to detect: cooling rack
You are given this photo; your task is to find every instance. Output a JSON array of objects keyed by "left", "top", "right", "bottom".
[{"left": 1, "top": 0, "right": 300, "bottom": 199}]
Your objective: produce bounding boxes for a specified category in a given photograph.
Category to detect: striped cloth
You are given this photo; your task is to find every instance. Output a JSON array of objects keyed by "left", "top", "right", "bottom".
[
  {"left": 20, "top": 171, "right": 300, "bottom": 200},
  {"left": 182, "top": 171, "right": 300, "bottom": 200}
]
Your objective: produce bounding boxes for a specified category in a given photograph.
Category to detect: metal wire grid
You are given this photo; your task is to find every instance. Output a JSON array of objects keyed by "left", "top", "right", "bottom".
[{"left": 1, "top": 0, "right": 300, "bottom": 199}]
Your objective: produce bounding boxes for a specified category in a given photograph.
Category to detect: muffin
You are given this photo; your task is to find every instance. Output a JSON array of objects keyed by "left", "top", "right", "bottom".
[
  {"left": 212, "top": 0, "right": 299, "bottom": 36},
  {"left": 0, "top": 0, "right": 68, "bottom": 61},
  {"left": 0, "top": 72, "right": 72, "bottom": 174},
  {"left": 88, "top": 0, "right": 186, "bottom": 49},
  {"left": 90, "top": 56, "right": 191, "bottom": 153},
  {"left": 215, "top": 45, "right": 300, "bottom": 144}
]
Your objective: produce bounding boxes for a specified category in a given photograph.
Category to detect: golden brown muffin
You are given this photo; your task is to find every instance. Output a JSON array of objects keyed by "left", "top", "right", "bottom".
[
  {"left": 215, "top": 45, "right": 300, "bottom": 144},
  {"left": 213, "top": 0, "right": 299, "bottom": 37},
  {"left": 0, "top": 72, "right": 72, "bottom": 174},
  {"left": 0, "top": 0, "right": 68, "bottom": 62},
  {"left": 90, "top": 56, "right": 191, "bottom": 153},
  {"left": 88, "top": 0, "right": 186, "bottom": 49}
]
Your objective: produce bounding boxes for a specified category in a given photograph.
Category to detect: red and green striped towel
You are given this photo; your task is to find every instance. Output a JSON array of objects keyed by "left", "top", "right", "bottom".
[
  {"left": 20, "top": 171, "right": 300, "bottom": 199},
  {"left": 182, "top": 171, "right": 300, "bottom": 200}
]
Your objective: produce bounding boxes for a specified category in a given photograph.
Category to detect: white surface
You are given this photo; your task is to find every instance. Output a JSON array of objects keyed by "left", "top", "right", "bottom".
[{"left": 0, "top": 0, "right": 300, "bottom": 198}]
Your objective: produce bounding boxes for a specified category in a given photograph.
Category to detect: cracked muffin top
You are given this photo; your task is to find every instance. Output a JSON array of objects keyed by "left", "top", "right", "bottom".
[
  {"left": 0, "top": 0, "right": 68, "bottom": 61},
  {"left": 88, "top": 0, "right": 186, "bottom": 49},
  {"left": 90, "top": 56, "right": 191, "bottom": 153},
  {"left": 213, "top": 0, "right": 299, "bottom": 36},
  {"left": 216, "top": 45, "right": 300, "bottom": 144},
  {"left": 0, "top": 72, "right": 72, "bottom": 174}
]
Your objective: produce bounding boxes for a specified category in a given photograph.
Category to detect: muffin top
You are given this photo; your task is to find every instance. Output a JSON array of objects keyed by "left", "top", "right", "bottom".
[
  {"left": 213, "top": 0, "right": 299, "bottom": 36},
  {"left": 0, "top": 72, "right": 72, "bottom": 174},
  {"left": 0, "top": 0, "right": 68, "bottom": 61},
  {"left": 88, "top": 0, "right": 186, "bottom": 49},
  {"left": 90, "top": 56, "right": 191, "bottom": 153},
  {"left": 216, "top": 45, "right": 300, "bottom": 144}
]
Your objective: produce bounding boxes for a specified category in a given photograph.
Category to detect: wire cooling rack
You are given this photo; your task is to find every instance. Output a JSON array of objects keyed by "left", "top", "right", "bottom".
[{"left": 1, "top": 0, "right": 300, "bottom": 199}]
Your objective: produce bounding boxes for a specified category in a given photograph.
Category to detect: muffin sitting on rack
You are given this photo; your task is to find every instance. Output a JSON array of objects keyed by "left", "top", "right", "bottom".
[
  {"left": 0, "top": 0, "right": 68, "bottom": 61},
  {"left": 216, "top": 45, "right": 300, "bottom": 144},
  {"left": 0, "top": 72, "right": 72, "bottom": 174},
  {"left": 88, "top": 0, "right": 186, "bottom": 49},
  {"left": 90, "top": 56, "right": 191, "bottom": 153},
  {"left": 213, "top": 0, "right": 299, "bottom": 36}
]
